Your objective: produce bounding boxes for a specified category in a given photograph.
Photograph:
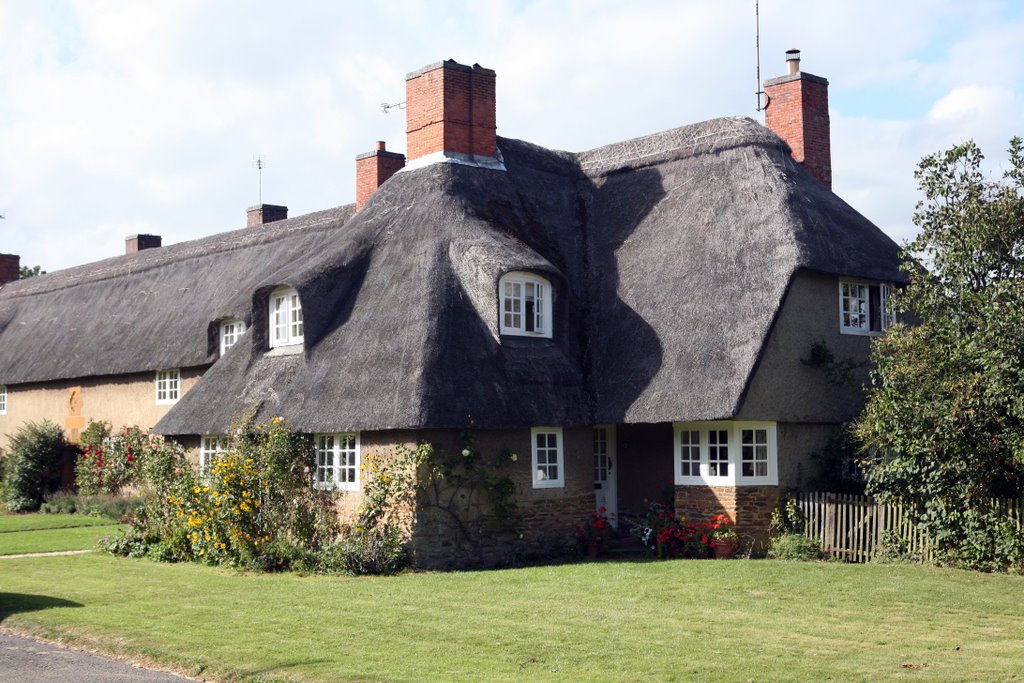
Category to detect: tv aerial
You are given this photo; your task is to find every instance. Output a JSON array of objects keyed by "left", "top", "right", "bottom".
[{"left": 252, "top": 155, "right": 266, "bottom": 205}]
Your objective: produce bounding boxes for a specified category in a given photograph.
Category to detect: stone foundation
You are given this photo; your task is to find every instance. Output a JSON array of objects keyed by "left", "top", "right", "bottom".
[
  {"left": 410, "top": 491, "right": 594, "bottom": 570},
  {"left": 675, "top": 485, "right": 780, "bottom": 545}
]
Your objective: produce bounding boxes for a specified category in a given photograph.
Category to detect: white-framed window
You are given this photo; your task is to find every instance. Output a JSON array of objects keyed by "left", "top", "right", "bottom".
[
  {"left": 0, "top": 384, "right": 6, "bottom": 415},
  {"left": 531, "top": 427, "right": 564, "bottom": 489},
  {"left": 499, "top": 271, "right": 553, "bottom": 338},
  {"left": 220, "top": 318, "right": 246, "bottom": 355},
  {"left": 155, "top": 369, "right": 180, "bottom": 405},
  {"left": 269, "top": 287, "right": 304, "bottom": 348},
  {"left": 200, "top": 435, "right": 230, "bottom": 477},
  {"left": 314, "top": 433, "right": 360, "bottom": 491},
  {"left": 678, "top": 429, "right": 700, "bottom": 477},
  {"left": 840, "top": 280, "right": 892, "bottom": 335},
  {"left": 674, "top": 421, "right": 778, "bottom": 486}
]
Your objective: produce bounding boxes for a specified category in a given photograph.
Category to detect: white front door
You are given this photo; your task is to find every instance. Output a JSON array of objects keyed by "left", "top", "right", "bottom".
[{"left": 593, "top": 425, "right": 618, "bottom": 526}]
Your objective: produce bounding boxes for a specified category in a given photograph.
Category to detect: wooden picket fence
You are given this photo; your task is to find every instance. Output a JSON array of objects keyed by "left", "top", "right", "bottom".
[{"left": 795, "top": 492, "right": 1023, "bottom": 563}]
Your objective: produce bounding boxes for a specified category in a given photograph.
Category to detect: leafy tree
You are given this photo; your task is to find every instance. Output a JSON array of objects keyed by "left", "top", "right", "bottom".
[
  {"left": 854, "top": 138, "right": 1024, "bottom": 567},
  {"left": 19, "top": 265, "right": 45, "bottom": 278}
]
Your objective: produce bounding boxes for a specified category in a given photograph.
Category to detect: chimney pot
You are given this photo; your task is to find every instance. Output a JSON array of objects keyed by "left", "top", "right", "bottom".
[
  {"left": 375, "top": 140, "right": 386, "bottom": 151},
  {"left": 0, "top": 253, "right": 20, "bottom": 286},
  {"left": 786, "top": 48, "right": 801, "bottom": 75},
  {"left": 247, "top": 204, "right": 288, "bottom": 227},
  {"left": 125, "top": 234, "right": 162, "bottom": 254}
]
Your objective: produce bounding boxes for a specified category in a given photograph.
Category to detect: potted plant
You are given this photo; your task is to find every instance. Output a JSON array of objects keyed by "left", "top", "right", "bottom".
[
  {"left": 709, "top": 514, "right": 739, "bottom": 559},
  {"left": 576, "top": 507, "right": 612, "bottom": 557}
]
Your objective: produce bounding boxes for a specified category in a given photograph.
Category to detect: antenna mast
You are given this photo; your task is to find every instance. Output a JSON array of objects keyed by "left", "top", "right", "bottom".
[
  {"left": 253, "top": 155, "right": 265, "bottom": 205},
  {"left": 755, "top": 0, "right": 769, "bottom": 112}
]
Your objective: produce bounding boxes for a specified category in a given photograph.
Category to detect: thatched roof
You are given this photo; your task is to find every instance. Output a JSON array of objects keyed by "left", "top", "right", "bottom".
[
  {"left": 0, "top": 206, "right": 353, "bottom": 384},
  {"left": 0, "top": 115, "right": 904, "bottom": 434}
]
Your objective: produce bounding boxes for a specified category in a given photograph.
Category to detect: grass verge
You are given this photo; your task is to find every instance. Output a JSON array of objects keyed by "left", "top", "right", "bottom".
[
  {"left": 0, "top": 513, "right": 118, "bottom": 533},
  {"left": 0, "top": 524, "right": 123, "bottom": 555},
  {"left": 1, "top": 554, "right": 1023, "bottom": 682}
]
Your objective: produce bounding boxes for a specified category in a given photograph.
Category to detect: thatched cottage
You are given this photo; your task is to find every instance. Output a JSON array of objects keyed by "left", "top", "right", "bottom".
[{"left": 0, "top": 53, "right": 902, "bottom": 566}]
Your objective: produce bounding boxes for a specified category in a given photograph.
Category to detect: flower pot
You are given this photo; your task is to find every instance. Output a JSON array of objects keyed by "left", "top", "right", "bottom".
[
  {"left": 713, "top": 538, "right": 738, "bottom": 559},
  {"left": 587, "top": 543, "right": 600, "bottom": 558}
]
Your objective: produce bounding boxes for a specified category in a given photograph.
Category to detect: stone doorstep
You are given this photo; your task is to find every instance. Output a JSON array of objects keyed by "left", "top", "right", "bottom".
[{"left": 602, "top": 536, "right": 647, "bottom": 555}]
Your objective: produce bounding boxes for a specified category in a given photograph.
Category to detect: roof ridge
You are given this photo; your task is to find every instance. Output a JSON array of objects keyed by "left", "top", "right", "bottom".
[
  {"left": 0, "top": 205, "right": 354, "bottom": 298},
  {"left": 576, "top": 116, "right": 784, "bottom": 177}
]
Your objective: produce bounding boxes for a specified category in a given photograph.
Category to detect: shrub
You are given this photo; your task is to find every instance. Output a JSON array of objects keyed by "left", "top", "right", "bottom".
[
  {"left": 769, "top": 494, "right": 805, "bottom": 536},
  {"left": 106, "top": 416, "right": 339, "bottom": 572},
  {"left": 941, "top": 507, "right": 1024, "bottom": 573},
  {"left": 76, "top": 423, "right": 148, "bottom": 495},
  {"left": 874, "top": 529, "right": 919, "bottom": 565},
  {"left": 40, "top": 491, "right": 142, "bottom": 521},
  {"left": 2, "top": 420, "right": 67, "bottom": 512},
  {"left": 328, "top": 524, "right": 410, "bottom": 575},
  {"left": 767, "top": 533, "right": 824, "bottom": 561}
]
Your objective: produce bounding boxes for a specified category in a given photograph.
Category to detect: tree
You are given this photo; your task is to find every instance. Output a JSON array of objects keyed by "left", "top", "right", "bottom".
[
  {"left": 19, "top": 265, "right": 45, "bottom": 278},
  {"left": 854, "top": 138, "right": 1024, "bottom": 567}
]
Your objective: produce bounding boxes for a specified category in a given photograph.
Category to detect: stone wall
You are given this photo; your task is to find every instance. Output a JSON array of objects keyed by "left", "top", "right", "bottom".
[
  {"left": 409, "top": 426, "right": 594, "bottom": 569},
  {"left": 675, "top": 485, "right": 780, "bottom": 545}
]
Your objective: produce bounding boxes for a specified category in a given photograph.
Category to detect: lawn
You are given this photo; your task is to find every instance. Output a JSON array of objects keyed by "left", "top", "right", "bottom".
[
  {"left": 0, "top": 514, "right": 124, "bottom": 555},
  {"left": 1, "top": 553, "right": 1023, "bottom": 682},
  {"left": 0, "top": 513, "right": 117, "bottom": 533}
]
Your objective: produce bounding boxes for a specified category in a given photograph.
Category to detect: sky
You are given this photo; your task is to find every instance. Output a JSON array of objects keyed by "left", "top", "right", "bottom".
[{"left": 1, "top": 1, "right": 1022, "bottom": 272}]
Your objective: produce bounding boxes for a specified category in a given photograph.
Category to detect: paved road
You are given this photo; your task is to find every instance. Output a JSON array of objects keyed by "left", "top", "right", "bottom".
[{"left": 0, "top": 631, "right": 199, "bottom": 682}]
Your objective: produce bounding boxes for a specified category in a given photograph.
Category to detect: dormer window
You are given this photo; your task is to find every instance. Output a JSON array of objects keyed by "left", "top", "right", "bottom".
[
  {"left": 499, "top": 272, "right": 552, "bottom": 338},
  {"left": 269, "top": 287, "right": 303, "bottom": 348},
  {"left": 220, "top": 319, "right": 246, "bottom": 355},
  {"left": 839, "top": 280, "right": 893, "bottom": 335}
]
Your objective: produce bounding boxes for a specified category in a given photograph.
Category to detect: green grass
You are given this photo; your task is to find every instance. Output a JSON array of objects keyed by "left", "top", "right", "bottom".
[
  {"left": 1, "top": 554, "right": 1022, "bottom": 682},
  {"left": 0, "top": 524, "right": 123, "bottom": 555},
  {"left": 0, "top": 513, "right": 118, "bottom": 533}
]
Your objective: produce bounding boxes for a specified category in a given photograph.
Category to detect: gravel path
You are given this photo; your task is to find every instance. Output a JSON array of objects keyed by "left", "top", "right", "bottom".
[
  {"left": 0, "top": 631, "right": 201, "bottom": 682},
  {"left": 0, "top": 549, "right": 95, "bottom": 559}
]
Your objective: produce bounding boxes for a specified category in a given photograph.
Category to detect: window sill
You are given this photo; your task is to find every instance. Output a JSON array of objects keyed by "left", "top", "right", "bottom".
[
  {"left": 266, "top": 344, "right": 304, "bottom": 357},
  {"left": 675, "top": 478, "right": 779, "bottom": 488},
  {"left": 315, "top": 482, "right": 359, "bottom": 492}
]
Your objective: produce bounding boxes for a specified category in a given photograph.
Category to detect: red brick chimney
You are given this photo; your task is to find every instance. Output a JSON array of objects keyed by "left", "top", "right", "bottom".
[
  {"left": 405, "top": 60, "right": 497, "bottom": 163},
  {"left": 355, "top": 141, "right": 406, "bottom": 211},
  {"left": 125, "top": 234, "right": 162, "bottom": 254},
  {"left": 0, "top": 253, "right": 19, "bottom": 286},
  {"left": 764, "top": 49, "right": 832, "bottom": 190},
  {"left": 247, "top": 204, "right": 288, "bottom": 227}
]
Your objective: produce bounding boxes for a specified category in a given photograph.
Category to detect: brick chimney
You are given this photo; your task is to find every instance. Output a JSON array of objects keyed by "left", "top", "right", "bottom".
[
  {"left": 405, "top": 60, "right": 497, "bottom": 163},
  {"left": 355, "top": 141, "right": 406, "bottom": 211},
  {"left": 0, "top": 253, "right": 19, "bottom": 286},
  {"left": 764, "top": 49, "right": 832, "bottom": 190},
  {"left": 247, "top": 204, "right": 288, "bottom": 227},
  {"left": 125, "top": 234, "right": 162, "bottom": 254}
]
